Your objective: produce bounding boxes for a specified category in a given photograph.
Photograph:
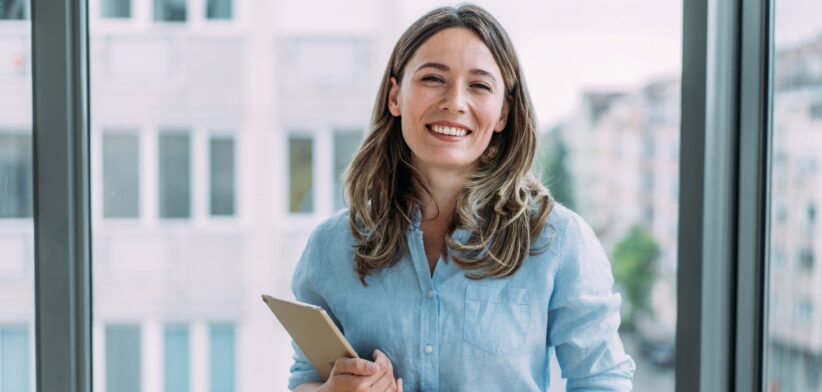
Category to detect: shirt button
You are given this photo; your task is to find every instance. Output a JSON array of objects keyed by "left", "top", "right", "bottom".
[
  {"left": 425, "top": 345, "right": 433, "bottom": 354},
  {"left": 427, "top": 289, "right": 435, "bottom": 298}
]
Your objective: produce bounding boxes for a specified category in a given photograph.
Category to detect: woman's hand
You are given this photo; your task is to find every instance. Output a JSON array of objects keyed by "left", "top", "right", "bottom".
[{"left": 318, "top": 349, "right": 403, "bottom": 392}]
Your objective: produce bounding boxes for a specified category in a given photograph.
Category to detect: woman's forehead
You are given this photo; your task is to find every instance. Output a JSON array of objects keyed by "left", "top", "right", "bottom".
[{"left": 406, "top": 28, "right": 502, "bottom": 77}]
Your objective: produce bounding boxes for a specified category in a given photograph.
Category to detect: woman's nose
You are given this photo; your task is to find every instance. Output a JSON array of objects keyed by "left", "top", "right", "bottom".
[{"left": 438, "top": 85, "right": 468, "bottom": 114}]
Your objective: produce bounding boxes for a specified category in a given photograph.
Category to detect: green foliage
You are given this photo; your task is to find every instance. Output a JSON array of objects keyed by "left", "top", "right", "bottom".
[
  {"left": 612, "top": 225, "right": 660, "bottom": 331},
  {"left": 538, "top": 129, "right": 576, "bottom": 210}
]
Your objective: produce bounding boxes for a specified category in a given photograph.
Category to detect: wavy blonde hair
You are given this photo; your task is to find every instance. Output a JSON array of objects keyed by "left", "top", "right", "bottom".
[{"left": 345, "top": 4, "right": 554, "bottom": 284}]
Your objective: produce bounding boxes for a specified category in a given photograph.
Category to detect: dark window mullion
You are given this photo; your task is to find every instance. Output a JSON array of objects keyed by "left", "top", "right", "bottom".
[
  {"left": 735, "top": 0, "right": 773, "bottom": 390},
  {"left": 31, "top": 0, "right": 92, "bottom": 392}
]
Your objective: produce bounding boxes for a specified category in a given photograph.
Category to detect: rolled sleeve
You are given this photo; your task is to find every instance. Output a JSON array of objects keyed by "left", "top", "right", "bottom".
[
  {"left": 287, "top": 230, "right": 327, "bottom": 390},
  {"left": 548, "top": 215, "right": 636, "bottom": 391}
]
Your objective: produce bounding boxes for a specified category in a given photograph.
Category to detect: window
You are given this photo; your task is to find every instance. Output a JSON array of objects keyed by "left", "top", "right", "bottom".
[
  {"left": 766, "top": 1, "right": 822, "bottom": 391},
  {"left": 164, "top": 325, "right": 189, "bottom": 392},
  {"left": 206, "top": 0, "right": 231, "bottom": 20},
  {"left": 333, "top": 130, "right": 361, "bottom": 211},
  {"left": 0, "top": 133, "right": 32, "bottom": 218},
  {"left": 158, "top": 132, "right": 191, "bottom": 219},
  {"left": 0, "top": 326, "right": 29, "bottom": 392},
  {"left": 796, "top": 298, "right": 813, "bottom": 325},
  {"left": 103, "top": 132, "right": 140, "bottom": 218},
  {"left": 101, "top": 0, "right": 131, "bottom": 18},
  {"left": 209, "top": 323, "right": 235, "bottom": 392},
  {"left": 154, "top": 0, "right": 186, "bottom": 22},
  {"left": 799, "top": 249, "right": 815, "bottom": 272},
  {"left": 288, "top": 135, "right": 313, "bottom": 214},
  {"left": 0, "top": 0, "right": 25, "bottom": 19},
  {"left": 105, "top": 324, "right": 141, "bottom": 392},
  {"left": 209, "top": 137, "right": 235, "bottom": 216}
]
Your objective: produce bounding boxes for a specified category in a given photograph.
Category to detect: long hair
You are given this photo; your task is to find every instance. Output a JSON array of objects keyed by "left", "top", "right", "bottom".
[{"left": 345, "top": 4, "right": 554, "bottom": 284}]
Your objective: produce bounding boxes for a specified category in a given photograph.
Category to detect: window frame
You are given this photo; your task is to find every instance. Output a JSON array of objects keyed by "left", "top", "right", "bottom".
[
  {"left": 677, "top": 0, "right": 772, "bottom": 391},
  {"left": 28, "top": 1, "right": 777, "bottom": 392}
]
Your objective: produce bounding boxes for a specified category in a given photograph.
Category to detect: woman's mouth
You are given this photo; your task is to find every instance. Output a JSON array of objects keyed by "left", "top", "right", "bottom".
[{"left": 427, "top": 124, "right": 472, "bottom": 137}]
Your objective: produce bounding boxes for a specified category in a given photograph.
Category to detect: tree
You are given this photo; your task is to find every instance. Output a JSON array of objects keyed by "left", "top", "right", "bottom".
[
  {"left": 612, "top": 225, "right": 660, "bottom": 331},
  {"left": 538, "top": 127, "right": 576, "bottom": 210}
]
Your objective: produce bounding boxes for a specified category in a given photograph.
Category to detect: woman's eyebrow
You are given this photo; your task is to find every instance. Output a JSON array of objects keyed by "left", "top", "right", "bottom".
[{"left": 415, "top": 62, "right": 497, "bottom": 83}]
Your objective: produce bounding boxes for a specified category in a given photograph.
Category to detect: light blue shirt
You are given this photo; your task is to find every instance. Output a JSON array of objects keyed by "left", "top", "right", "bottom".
[{"left": 288, "top": 204, "right": 635, "bottom": 391}]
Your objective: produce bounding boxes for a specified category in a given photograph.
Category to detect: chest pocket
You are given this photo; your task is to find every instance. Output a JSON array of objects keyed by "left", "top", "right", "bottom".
[{"left": 463, "top": 285, "right": 531, "bottom": 355}]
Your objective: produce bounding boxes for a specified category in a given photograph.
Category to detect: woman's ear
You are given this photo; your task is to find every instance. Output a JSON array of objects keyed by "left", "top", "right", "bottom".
[
  {"left": 494, "top": 98, "right": 510, "bottom": 132},
  {"left": 388, "top": 77, "right": 401, "bottom": 117}
]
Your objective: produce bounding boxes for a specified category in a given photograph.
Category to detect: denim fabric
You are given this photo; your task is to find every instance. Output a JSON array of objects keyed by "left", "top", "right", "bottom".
[{"left": 288, "top": 204, "right": 635, "bottom": 391}]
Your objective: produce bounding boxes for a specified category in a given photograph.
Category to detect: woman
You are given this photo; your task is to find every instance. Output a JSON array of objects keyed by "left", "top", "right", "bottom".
[{"left": 290, "top": 4, "right": 635, "bottom": 391}]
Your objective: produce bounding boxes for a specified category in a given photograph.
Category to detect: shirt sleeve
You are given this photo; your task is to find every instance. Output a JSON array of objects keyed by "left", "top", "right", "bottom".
[
  {"left": 287, "top": 230, "right": 326, "bottom": 390},
  {"left": 547, "top": 215, "right": 636, "bottom": 391}
]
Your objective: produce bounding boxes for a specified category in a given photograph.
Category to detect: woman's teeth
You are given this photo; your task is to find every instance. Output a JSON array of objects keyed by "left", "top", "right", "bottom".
[{"left": 430, "top": 125, "right": 469, "bottom": 137}]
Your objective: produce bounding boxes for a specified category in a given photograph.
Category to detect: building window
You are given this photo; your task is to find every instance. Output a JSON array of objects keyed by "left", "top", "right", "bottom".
[
  {"left": 799, "top": 248, "right": 815, "bottom": 272},
  {"left": 206, "top": 0, "right": 231, "bottom": 20},
  {"left": 0, "top": 326, "right": 29, "bottom": 392},
  {"left": 0, "top": 133, "right": 32, "bottom": 218},
  {"left": 103, "top": 132, "right": 140, "bottom": 218},
  {"left": 209, "top": 323, "right": 235, "bottom": 392},
  {"left": 0, "top": 0, "right": 26, "bottom": 19},
  {"left": 333, "top": 131, "right": 361, "bottom": 211},
  {"left": 105, "top": 324, "right": 141, "bottom": 392},
  {"left": 154, "top": 0, "right": 186, "bottom": 22},
  {"left": 158, "top": 132, "right": 191, "bottom": 219},
  {"left": 796, "top": 298, "right": 814, "bottom": 325},
  {"left": 288, "top": 135, "right": 313, "bottom": 214},
  {"left": 209, "top": 137, "right": 235, "bottom": 216},
  {"left": 101, "top": 0, "right": 131, "bottom": 18},
  {"left": 164, "top": 325, "right": 189, "bottom": 392}
]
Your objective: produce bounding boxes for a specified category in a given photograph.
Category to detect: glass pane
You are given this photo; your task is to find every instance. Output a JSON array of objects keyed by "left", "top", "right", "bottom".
[
  {"left": 0, "top": 134, "right": 32, "bottom": 218},
  {"left": 154, "top": 0, "right": 186, "bottom": 22},
  {"left": 209, "top": 137, "right": 235, "bottom": 216},
  {"left": 101, "top": 0, "right": 131, "bottom": 18},
  {"left": 209, "top": 323, "right": 235, "bottom": 392},
  {"left": 766, "top": 1, "right": 822, "bottom": 390},
  {"left": 105, "top": 324, "right": 141, "bottom": 392},
  {"left": 164, "top": 325, "right": 189, "bottom": 392},
  {"left": 289, "top": 136, "right": 313, "bottom": 214},
  {"left": 90, "top": 1, "right": 680, "bottom": 390},
  {"left": 206, "top": 0, "right": 231, "bottom": 20},
  {"left": 333, "top": 130, "right": 360, "bottom": 211},
  {"left": 0, "top": 0, "right": 26, "bottom": 20},
  {"left": 0, "top": 2, "right": 33, "bottom": 391},
  {"left": 159, "top": 132, "right": 191, "bottom": 219},
  {"left": 103, "top": 132, "right": 139, "bottom": 218},
  {"left": 0, "top": 327, "right": 30, "bottom": 391}
]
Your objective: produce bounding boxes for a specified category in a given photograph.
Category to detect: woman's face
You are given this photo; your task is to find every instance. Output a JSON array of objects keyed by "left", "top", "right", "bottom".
[{"left": 388, "top": 27, "right": 509, "bottom": 174}]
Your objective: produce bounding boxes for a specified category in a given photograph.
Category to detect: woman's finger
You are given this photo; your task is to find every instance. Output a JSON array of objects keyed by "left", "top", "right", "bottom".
[
  {"left": 373, "top": 349, "right": 394, "bottom": 373},
  {"left": 331, "top": 357, "right": 380, "bottom": 376},
  {"left": 369, "top": 370, "right": 396, "bottom": 391},
  {"left": 397, "top": 378, "right": 403, "bottom": 392}
]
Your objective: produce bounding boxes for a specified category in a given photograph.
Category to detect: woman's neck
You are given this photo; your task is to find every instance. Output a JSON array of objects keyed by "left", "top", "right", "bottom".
[{"left": 414, "top": 164, "right": 468, "bottom": 225}]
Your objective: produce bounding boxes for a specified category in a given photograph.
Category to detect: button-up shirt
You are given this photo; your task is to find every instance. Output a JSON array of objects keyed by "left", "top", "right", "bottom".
[{"left": 288, "top": 204, "right": 635, "bottom": 391}]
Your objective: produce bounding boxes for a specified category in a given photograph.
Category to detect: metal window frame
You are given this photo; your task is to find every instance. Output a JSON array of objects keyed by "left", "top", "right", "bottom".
[
  {"left": 677, "top": 0, "right": 772, "bottom": 390},
  {"left": 31, "top": 1, "right": 92, "bottom": 392}
]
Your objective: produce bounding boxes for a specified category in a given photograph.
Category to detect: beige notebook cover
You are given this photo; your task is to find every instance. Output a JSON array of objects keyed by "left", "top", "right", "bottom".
[{"left": 261, "top": 294, "right": 359, "bottom": 381}]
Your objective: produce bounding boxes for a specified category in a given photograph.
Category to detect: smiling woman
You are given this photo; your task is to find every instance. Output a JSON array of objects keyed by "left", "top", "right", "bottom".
[
  {"left": 388, "top": 28, "right": 509, "bottom": 173},
  {"left": 289, "top": 4, "right": 635, "bottom": 392}
]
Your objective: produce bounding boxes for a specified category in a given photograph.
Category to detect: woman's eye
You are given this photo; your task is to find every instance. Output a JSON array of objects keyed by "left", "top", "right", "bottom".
[
  {"left": 472, "top": 83, "right": 492, "bottom": 91},
  {"left": 421, "top": 75, "right": 445, "bottom": 83}
]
